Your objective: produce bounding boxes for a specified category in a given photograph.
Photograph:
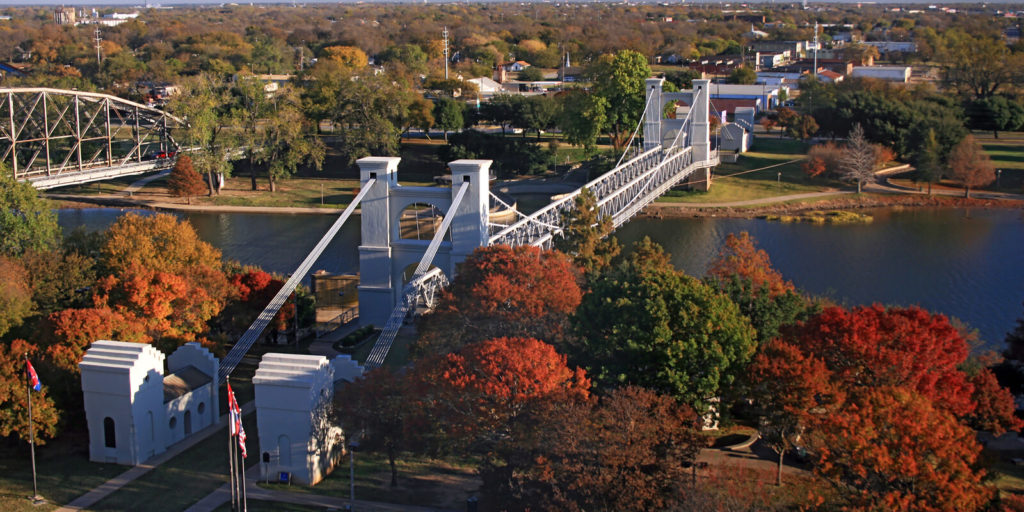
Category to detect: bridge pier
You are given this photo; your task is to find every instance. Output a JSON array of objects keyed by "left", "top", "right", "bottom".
[{"left": 356, "top": 157, "right": 492, "bottom": 327}]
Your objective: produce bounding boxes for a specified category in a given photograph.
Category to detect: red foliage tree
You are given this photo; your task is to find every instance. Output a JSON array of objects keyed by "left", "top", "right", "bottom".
[
  {"left": 749, "top": 339, "right": 840, "bottom": 486},
  {"left": 415, "top": 245, "right": 582, "bottom": 356},
  {"left": 43, "top": 307, "right": 148, "bottom": 375},
  {"left": 790, "top": 305, "right": 976, "bottom": 416},
  {"left": 967, "top": 368, "right": 1023, "bottom": 435},
  {"left": 0, "top": 339, "right": 60, "bottom": 444},
  {"left": 708, "top": 232, "right": 794, "bottom": 298},
  {"left": 810, "top": 386, "right": 992, "bottom": 511},
  {"left": 167, "top": 155, "right": 208, "bottom": 204},
  {"left": 228, "top": 269, "right": 292, "bottom": 331}
]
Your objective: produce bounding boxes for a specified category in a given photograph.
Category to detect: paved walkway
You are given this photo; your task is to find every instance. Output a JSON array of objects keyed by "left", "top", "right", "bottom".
[
  {"left": 122, "top": 169, "right": 171, "bottom": 196},
  {"left": 659, "top": 190, "right": 853, "bottom": 209},
  {"left": 186, "top": 462, "right": 453, "bottom": 512},
  {"left": 55, "top": 401, "right": 256, "bottom": 512}
]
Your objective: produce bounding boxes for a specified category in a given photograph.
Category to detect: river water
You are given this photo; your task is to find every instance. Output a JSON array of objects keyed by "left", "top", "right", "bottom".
[{"left": 58, "top": 206, "right": 1024, "bottom": 350}]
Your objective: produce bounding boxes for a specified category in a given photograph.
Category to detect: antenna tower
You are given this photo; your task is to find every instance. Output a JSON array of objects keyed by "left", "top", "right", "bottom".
[
  {"left": 94, "top": 26, "right": 102, "bottom": 66},
  {"left": 442, "top": 26, "right": 449, "bottom": 80}
]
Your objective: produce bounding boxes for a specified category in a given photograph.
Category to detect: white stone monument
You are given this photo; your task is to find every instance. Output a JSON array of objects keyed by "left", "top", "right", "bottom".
[
  {"left": 253, "top": 353, "right": 344, "bottom": 485},
  {"left": 79, "top": 340, "right": 219, "bottom": 465}
]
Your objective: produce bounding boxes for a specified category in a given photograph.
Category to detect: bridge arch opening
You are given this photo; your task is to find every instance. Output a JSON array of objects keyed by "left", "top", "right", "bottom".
[
  {"left": 400, "top": 263, "right": 442, "bottom": 286},
  {"left": 396, "top": 202, "right": 449, "bottom": 241}
]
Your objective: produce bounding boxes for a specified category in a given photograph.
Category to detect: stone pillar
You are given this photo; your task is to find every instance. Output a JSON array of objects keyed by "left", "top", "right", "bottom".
[
  {"left": 691, "top": 79, "right": 711, "bottom": 163},
  {"left": 448, "top": 159, "right": 492, "bottom": 271},
  {"left": 356, "top": 157, "right": 399, "bottom": 327},
  {"left": 643, "top": 78, "right": 664, "bottom": 151}
]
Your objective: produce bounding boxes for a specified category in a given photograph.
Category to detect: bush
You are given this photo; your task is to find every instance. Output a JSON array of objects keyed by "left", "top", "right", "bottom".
[{"left": 803, "top": 142, "right": 843, "bottom": 178}]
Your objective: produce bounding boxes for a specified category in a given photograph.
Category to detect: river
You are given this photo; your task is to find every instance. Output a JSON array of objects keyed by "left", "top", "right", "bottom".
[{"left": 57, "top": 206, "right": 1024, "bottom": 350}]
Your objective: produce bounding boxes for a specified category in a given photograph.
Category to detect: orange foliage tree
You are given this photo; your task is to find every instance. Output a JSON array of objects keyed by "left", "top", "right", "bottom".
[
  {"left": 408, "top": 337, "right": 589, "bottom": 504},
  {"left": 709, "top": 232, "right": 795, "bottom": 298},
  {"left": 0, "top": 339, "right": 60, "bottom": 444},
  {"left": 810, "top": 386, "right": 992, "bottom": 511},
  {"left": 967, "top": 368, "right": 1023, "bottom": 435},
  {"left": 167, "top": 155, "right": 209, "bottom": 204},
  {"left": 228, "top": 269, "right": 293, "bottom": 331},
  {"left": 43, "top": 307, "right": 148, "bottom": 375},
  {"left": 947, "top": 134, "right": 996, "bottom": 199},
  {"left": 414, "top": 245, "right": 581, "bottom": 356}
]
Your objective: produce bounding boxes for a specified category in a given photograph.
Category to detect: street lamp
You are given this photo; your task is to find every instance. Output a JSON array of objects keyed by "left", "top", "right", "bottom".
[{"left": 997, "top": 169, "right": 1002, "bottom": 189}]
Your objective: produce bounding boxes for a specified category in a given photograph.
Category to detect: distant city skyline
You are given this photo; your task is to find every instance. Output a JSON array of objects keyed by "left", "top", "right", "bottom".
[{"left": 0, "top": 0, "right": 1012, "bottom": 7}]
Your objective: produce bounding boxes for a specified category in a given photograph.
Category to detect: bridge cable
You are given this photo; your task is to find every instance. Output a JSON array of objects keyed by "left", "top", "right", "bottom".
[
  {"left": 614, "top": 93, "right": 655, "bottom": 169},
  {"left": 217, "top": 179, "right": 377, "bottom": 381},
  {"left": 364, "top": 181, "right": 471, "bottom": 369}
]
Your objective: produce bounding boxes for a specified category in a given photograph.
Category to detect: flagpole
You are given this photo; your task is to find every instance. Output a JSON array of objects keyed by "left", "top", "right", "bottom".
[
  {"left": 25, "top": 355, "right": 41, "bottom": 504},
  {"left": 239, "top": 446, "right": 247, "bottom": 512},
  {"left": 227, "top": 380, "right": 237, "bottom": 512}
]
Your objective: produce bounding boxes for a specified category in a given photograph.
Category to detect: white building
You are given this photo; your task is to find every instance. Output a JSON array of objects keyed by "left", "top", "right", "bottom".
[
  {"left": 850, "top": 66, "right": 911, "bottom": 83},
  {"left": 254, "top": 354, "right": 346, "bottom": 485},
  {"left": 79, "top": 341, "right": 219, "bottom": 465}
]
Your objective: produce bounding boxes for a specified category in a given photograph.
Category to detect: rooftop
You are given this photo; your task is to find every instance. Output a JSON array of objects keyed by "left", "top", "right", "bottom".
[{"left": 163, "top": 365, "right": 212, "bottom": 403}]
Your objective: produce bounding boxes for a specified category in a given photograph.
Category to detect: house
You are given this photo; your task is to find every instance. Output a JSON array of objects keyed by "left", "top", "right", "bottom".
[
  {"left": 817, "top": 70, "right": 844, "bottom": 83},
  {"left": 850, "top": 66, "right": 911, "bottom": 83},
  {"left": 757, "top": 51, "right": 790, "bottom": 70},
  {"left": 503, "top": 60, "right": 531, "bottom": 72},
  {"left": 863, "top": 41, "right": 917, "bottom": 55},
  {"left": 79, "top": 341, "right": 219, "bottom": 465},
  {"left": 467, "top": 77, "right": 505, "bottom": 96},
  {"left": 751, "top": 40, "right": 806, "bottom": 58},
  {"left": 688, "top": 56, "right": 745, "bottom": 75},
  {"left": 709, "top": 83, "right": 786, "bottom": 113}
]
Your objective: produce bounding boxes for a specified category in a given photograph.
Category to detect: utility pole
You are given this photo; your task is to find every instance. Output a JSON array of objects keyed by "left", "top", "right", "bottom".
[
  {"left": 94, "top": 26, "right": 103, "bottom": 66},
  {"left": 813, "top": 21, "right": 819, "bottom": 75},
  {"left": 442, "top": 26, "right": 450, "bottom": 80}
]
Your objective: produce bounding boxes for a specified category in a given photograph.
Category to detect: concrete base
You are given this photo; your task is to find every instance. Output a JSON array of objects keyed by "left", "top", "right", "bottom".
[{"left": 687, "top": 167, "right": 712, "bottom": 192}]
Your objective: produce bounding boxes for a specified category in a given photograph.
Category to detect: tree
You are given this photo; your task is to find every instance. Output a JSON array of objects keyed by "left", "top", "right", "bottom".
[
  {"left": 408, "top": 337, "right": 590, "bottom": 505},
  {"left": 336, "top": 368, "right": 411, "bottom": 487},
  {"left": 939, "top": 30, "right": 1023, "bottom": 99},
  {"left": 749, "top": 339, "right": 838, "bottom": 486},
  {"left": 727, "top": 66, "right": 757, "bottom": 85},
  {"left": 0, "top": 256, "right": 33, "bottom": 338},
  {"left": 517, "top": 66, "right": 544, "bottom": 82},
  {"left": 810, "top": 386, "right": 991, "bottom": 511},
  {"left": 947, "top": 134, "right": 995, "bottom": 199},
  {"left": 791, "top": 305, "right": 976, "bottom": 416},
  {"left": 0, "top": 339, "right": 60, "bottom": 445},
  {"left": 258, "top": 85, "right": 325, "bottom": 192},
  {"left": 433, "top": 97, "right": 464, "bottom": 142},
  {"left": 320, "top": 45, "right": 368, "bottom": 69},
  {"left": 20, "top": 247, "right": 95, "bottom": 316},
  {"left": 967, "top": 95, "right": 1024, "bottom": 139},
  {"left": 414, "top": 245, "right": 581, "bottom": 356},
  {"left": 167, "top": 155, "right": 208, "bottom": 204},
  {"left": 557, "top": 90, "right": 608, "bottom": 151},
  {"left": 966, "top": 368, "right": 1023, "bottom": 435},
  {"left": 403, "top": 97, "right": 434, "bottom": 139},
  {"left": 913, "top": 129, "right": 943, "bottom": 195},
  {"left": 574, "top": 247, "right": 756, "bottom": 411},
  {"left": 0, "top": 172, "right": 60, "bottom": 258},
  {"left": 786, "top": 114, "right": 818, "bottom": 141},
  {"left": 587, "top": 50, "right": 652, "bottom": 150},
  {"left": 42, "top": 307, "right": 148, "bottom": 375},
  {"left": 708, "top": 232, "right": 793, "bottom": 298},
  {"left": 231, "top": 72, "right": 273, "bottom": 191},
  {"left": 803, "top": 142, "right": 843, "bottom": 178},
  {"left": 553, "top": 188, "right": 620, "bottom": 273},
  {"left": 838, "top": 124, "right": 877, "bottom": 194},
  {"left": 168, "top": 74, "right": 235, "bottom": 195},
  {"left": 100, "top": 213, "right": 224, "bottom": 276},
  {"left": 760, "top": 116, "right": 777, "bottom": 135}
]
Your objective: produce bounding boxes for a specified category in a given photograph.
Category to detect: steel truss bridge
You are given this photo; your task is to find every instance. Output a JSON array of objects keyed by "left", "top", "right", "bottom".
[
  {"left": 1, "top": 88, "right": 185, "bottom": 190},
  {"left": 214, "top": 78, "right": 720, "bottom": 379}
]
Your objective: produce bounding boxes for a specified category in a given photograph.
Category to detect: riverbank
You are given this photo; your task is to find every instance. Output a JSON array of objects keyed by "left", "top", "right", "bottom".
[
  {"left": 47, "top": 194, "right": 351, "bottom": 215},
  {"left": 645, "top": 192, "right": 1024, "bottom": 219}
]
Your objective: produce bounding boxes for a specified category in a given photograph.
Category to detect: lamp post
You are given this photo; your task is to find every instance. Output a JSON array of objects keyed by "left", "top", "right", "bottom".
[{"left": 996, "top": 169, "right": 1002, "bottom": 189}]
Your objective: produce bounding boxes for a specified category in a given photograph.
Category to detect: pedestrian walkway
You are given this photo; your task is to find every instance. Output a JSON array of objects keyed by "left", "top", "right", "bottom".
[
  {"left": 55, "top": 401, "right": 256, "bottom": 512},
  {"left": 664, "top": 190, "right": 853, "bottom": 208},
  {"left": 122, "top": 169, "right": 171, "bottom": 196}
]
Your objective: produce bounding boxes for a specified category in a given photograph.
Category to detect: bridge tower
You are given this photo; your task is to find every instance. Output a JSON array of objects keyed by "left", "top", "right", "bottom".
[
  {"left": 644, "top": 78, "right": 713, "bottom": 191},
  {"left": 356, "top": 157, "right": 492, "bottom": 327}
]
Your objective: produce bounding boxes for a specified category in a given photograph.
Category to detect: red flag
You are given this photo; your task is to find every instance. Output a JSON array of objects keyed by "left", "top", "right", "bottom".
[
  {"left": 227, "top": 383, "right": 241, "bottom": 436},
  {"left": 238, "top": 423, "right": 248, "bottom": 458},
  {"left": 26, "top": 360, "right": 41, "bottom": 392}
]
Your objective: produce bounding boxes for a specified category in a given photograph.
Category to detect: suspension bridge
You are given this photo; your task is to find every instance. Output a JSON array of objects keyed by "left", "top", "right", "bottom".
[
  {"left": 0, "top": 87, "right": 184, "bottom": 189},
  {"left": 212, "top": 77, "right": 721, "bottom": 380}
]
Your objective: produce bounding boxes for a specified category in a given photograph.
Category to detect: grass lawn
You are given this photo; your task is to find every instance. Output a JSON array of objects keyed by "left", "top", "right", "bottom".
[
  {"left": 0, "top": 431, "right": 123, "bottom": 512},
  {"left": 256, "top": 452, "right": 479, "bottom": 511},
  {"left": 656, "top": 137, "right": 838, "bottom": 204},
  {"left": 88, "top": 412, "right": 259, "bottom": 512},
  {"left": 981, "top": 138, "right": 1024, "bottom": 194},
  {"left": 346, "top": 325, "right": 416, "bottom": 370}
]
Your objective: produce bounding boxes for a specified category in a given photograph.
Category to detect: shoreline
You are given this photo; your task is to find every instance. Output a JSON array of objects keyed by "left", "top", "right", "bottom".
[{"left": 49, "top": 191, "right": 1024, "bottom": 219}]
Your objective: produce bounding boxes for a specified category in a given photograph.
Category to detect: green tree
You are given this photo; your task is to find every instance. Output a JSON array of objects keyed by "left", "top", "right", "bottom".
[
  {"left": 0, "top": 256, "right": 33, "bottom": 338},
  {"left": 557, "top": 90, "right": 608, "bottom": 151},
  {"left": 587, "top": 50, "right": 652, "bottom": 150},
  {"left": 258, "top": 85, "right": 325, "bottom": 192},
  {"left": 727, "top": 66, "right": 757, "bottom": 85},
  {"left": 554, "top": 188, "right": 620, "bottom": 274},
  {"left": 168, "top": 74, "right": 235, "bottom": 195},
  {"left": 517, "top": 66, "right": 544, "bottom": 82},
  {"left": 231, "top": 72, "right": 273, "bottom": 191},
  {"left": 574, "top": 241, "right": 757, "bottom": 412},
  {"left": 967, "top": 95, "right": 1024, "bottom": 139},
  {"left": 434, "top": 97, "right": 464, "bottom": 142},
  {"left": 939, "top": 30, "right": 1023, "bottom": 99},
  {"left": 914, "top": 129, "right": 943, "bottom": 195},
  {"left": 0, "top": 170, "right": 60, "bottom": 258}
]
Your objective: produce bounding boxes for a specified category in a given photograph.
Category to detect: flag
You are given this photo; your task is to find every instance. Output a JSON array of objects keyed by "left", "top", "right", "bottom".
[
  {"left": 237, "top": 422, "right": 248, "bottom": 459},
  {"left": 227, "top": 383, "right": 241, "bottom": 437},
  {"left": 26, "top": 359, "right": 41, "bottom": 392}
]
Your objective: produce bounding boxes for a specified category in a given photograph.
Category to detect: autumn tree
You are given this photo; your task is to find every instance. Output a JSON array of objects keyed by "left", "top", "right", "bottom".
[
  {"left": 414, "top": 245, "right": 581, "bottom": 356},
  {"left": 839, "top": 124, "right": 877, "bottom": 193},
  {"left": 587, "top": 50, "right": 651, "bottom": 150},
  {"left": 167, "top": 155, "right": 208, "bottom": 204},
  {"left": 19, "top": 246, "right": 95, "bottom": 316},
  {"left": 99, "top": 213, "right": 224, "bottom": 276},
  {"left": 748, "top": 339, "right": 838, "bottom": 486},
  {"left": 42, "top": 307, "right": 148, "bottom": 375},
  {"left": 708, "top": 232, "right": 794, "bottom": 298},
  {"left": 803, "top": 142, "right": 842, "bottom": 178},
  {"left": 321, "top": 45, "right": 368, "bottom": 69},
  {"left": 574, "top": 242, "right": 756, "bottom": 411},
  {"left": 809, "top": 386, "right": 991, "bottom": 511},
  {"left": 0, "top": 256, "right": 33, "bottom": 339},
  {"left": 167, "top": 74, "right": 235, "bottom": 195},
  {"left": 0, "top": 172, "right": 60, "bottom": 257},
  {"left": 947, "top": 134, "right": 995, "bottom": 199},
  {"left": 966, "top": 368, "right": 1023, "bottom": 435},
  {"left": 408, "top": 337, "right": 590, "bottom": 505},
  {"left": 554, "top": 187, "right": 620, "bottom": 274},
  {"left": 0, "top": 340, "right": 60, "bottom": 445},
  {"left": 336, "top": 368, "right": 411, "bottom": 487}
]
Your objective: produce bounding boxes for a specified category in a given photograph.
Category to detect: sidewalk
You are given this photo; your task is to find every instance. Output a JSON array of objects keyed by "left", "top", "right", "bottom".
[{"left": 55, "top": 401, "right": 255, "bottom": 512}]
